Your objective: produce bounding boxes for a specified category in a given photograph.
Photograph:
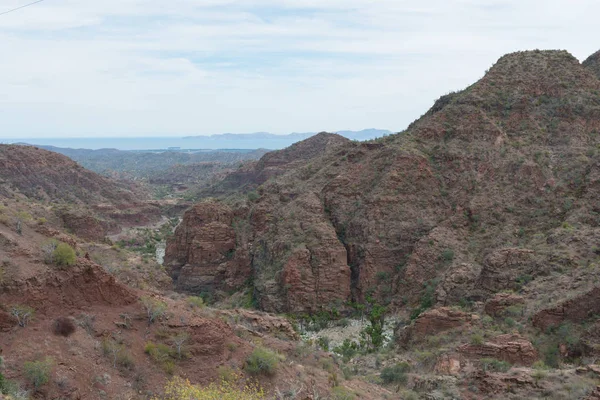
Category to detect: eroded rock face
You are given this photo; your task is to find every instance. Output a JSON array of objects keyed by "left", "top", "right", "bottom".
[
  {"left": 533, "top": 287, "right": 600, "bottom": 331},
  {"left": 458, "top": 334, "right": 537, "bottom": 366},
  {"left": 484, "top": 293, "right": 525, "bottom": 317},
  {"left": 434, "top": 353, "right": 463, "bottom": 375},
  {"left": 164, "top": 202, "right": 251, "bottom": 293},
  {"left": 477, "top": 248, "right": 535, "bottom": 294}
]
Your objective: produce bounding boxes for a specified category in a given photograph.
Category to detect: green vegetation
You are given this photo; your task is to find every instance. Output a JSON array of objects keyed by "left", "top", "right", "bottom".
[
  {"left": 24, "top": 358, "right": 53, "bottom": 389},
  {"left": 333, "top": 339, "right": 360, "bottom": 363},
  {"left": 410, "top": 279, "right": 438, "bottom": 320},
  {"left": 245, "top": 346, "right": 279, "bottom": 375},
  {"left": 10, "top": 305, "right": 34, "bottom": 327},
  {"left": 101, "top": 338, "right": 135, "bottom": 371},
  {"left": 140, "top": 296, "right": 167, "bottom": 324},
  {"left": 145, "top": 341, "right": 176, "bottom": 374},
  {"left": 187, "top": 296, "right": 204, "bottom": 309},
  {"left": 362, "top": 303, "right": 386, "bottom": 350},
  {"left": 54, "top": 243, "right": 76, "bottom": 266},
  {"left": 380, "top": 362, "right": 411, "bottom": 385},
  {"left": 480, "top": 358, "right": 511, "bottom": 372}
]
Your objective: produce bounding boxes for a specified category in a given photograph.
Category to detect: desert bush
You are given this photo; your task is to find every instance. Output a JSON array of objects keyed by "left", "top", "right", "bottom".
[
  {"left": 380, "top": 362, "right": 411, "bottom": 385},
  {"left": 53, "top": 243, "right": 76, "bottom": 267},
  {"left": 102, "top": 338, "right": 134, "bottom": 371},
  {"left": 145, "top": 341, "right": 175, "bottom": 374},
  {"left": 140, "top": 296, "right": 167, "bottom": 324},
  {"left": 52, "top": 317, "right": 76, "bottom": 337},
  {"left": 155, "top": 376, "right": 264, "bottom": 400},
  {"left": 187, "top": 296, "right": 204, "bottom": 309},
  {"left": 76, "top": 313, "right": 96, "bottom": 335},
  {"left": 480, "top": 358, "right": 511, "bottom": 372},
  {"left": 317, "top": 336, "right": 330, "bottom": 351},
  {"left": 170, "top": 333, "right": 190, "bottom": 359},
  {"left": 470, "top": 333, "right": 484, "bottom": 345},
  {"left": 24, "top": 358, "right": 53, "bottom": 389},
  {"left": 333, "top": 339, "right": 359, "bottom": 363},
  {"left": 245, "top": 346, "right": 279, "bottom": 375},
  {"left": 11, "top": 305, "right": 34, "bottom": 327}
]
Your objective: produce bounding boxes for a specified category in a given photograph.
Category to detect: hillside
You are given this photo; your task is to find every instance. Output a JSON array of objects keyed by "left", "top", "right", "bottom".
[
  {"left": 0, "top": 145, "right": 162, "bottom": 240},
  {"left": 164, "top": 49, "right": 600, "bottom": 398}
]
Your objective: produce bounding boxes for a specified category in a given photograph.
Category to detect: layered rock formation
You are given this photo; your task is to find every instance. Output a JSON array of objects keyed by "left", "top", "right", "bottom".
[
  {"left": 164, "top": 201, "right": 251, "bottom": 293},
  {"left": 458, "top": 334, "right": 537, "bottom": 366}
]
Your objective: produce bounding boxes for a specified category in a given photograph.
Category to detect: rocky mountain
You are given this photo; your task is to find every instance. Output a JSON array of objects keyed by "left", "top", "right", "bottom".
[
  {"left": 167, "top": 50, "right": 600, "bottom": 331},
  {"left": 160, "top": 49, "right": 600, "bottom": 398}
]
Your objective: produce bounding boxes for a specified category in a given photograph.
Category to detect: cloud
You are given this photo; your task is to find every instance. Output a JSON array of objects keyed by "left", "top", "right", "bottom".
[{"left": 0, "top": 0, "right": 598, "bottom": 137}]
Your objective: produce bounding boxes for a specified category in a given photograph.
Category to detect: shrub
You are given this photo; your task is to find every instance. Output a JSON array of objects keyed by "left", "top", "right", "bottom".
[
  {"left": 380, "top": 362, "right": 410, "bottom": 385},
  {"left": 102, "top": 338, "right": 133, "bottom": 370},
  {"left": 317, "top": 336, "right": 330, "bottom": 351},
  {"left": 245, "top": 346, "right": 279, "bottom": 375},
  {"left": 10, "top": 305, "right": 34, "bottom": 327},
  {"left": 440, "top": 249, "right": 455, "bottom": 264},
  {"left": 52, "top": 317, "right": 76, "bottom": 337},
  {"left": 480, "top": 358, "right": 511, "bottom": 372},
  {"left": 140, "top": 296, "right": 167, "bottom": 324},
  {"left": 171, "top": 333, "right": 190, "bottom": 359},
  {"left": 155, "top": 376, "right": 264, "bottom": 400},
  {"left": 470, "top": 333, "right": 484, "bottom": 345},
  {"left": 145, "top": 341, "right": 175, "bottom": 373},
  {"left": 333, "top": 339, "right": 359, "bottom": 363},
  {"left": 53, "top": 243, "right": 76, "bottom": 266},
  {"left": 187, "top": 296, "right": 204, "bottom": 309},
  {"left": 24, "top": 358, "right": 52, "bottom": 389}
]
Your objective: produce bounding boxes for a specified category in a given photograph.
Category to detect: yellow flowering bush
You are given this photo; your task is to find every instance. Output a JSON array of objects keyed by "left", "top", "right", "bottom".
[{"left": 155, "top": 376, "right": 265, "bottom": 400}]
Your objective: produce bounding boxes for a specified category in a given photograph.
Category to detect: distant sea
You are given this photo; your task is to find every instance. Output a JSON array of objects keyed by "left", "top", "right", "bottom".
[{"left": 0, "top": 130, "right": 392, "bottom": 151}]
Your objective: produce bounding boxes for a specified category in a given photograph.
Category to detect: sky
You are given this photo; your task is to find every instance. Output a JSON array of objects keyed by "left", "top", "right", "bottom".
[{"left": 0, "top": 0, "right": 598, "bottom": 138}]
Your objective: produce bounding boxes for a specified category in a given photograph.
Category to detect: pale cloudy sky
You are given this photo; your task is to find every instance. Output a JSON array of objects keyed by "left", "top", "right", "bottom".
[{"left": 0, "top": 0, "right": 598, "bottom": 138}]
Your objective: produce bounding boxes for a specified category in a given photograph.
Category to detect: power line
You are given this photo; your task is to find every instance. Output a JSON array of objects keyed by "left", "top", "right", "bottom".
[{"left": 0, "top": 0, "right": 45, "bottom": 17}]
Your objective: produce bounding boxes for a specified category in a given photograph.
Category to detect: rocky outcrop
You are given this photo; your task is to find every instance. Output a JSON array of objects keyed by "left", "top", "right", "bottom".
[
  {"left": 533, "top": 287, "right": 600, "bottom": 331},
  {"left": 477, "top": 248, "right": 535, "bottom": 294},
  {"left": 458, "top": 334, "right": 537, "bottom": 366},
  {"left": 434, "top": 353, "right": 463, "bottom": 375},
  {"left": 164, "top": 201, "right": 251, "bottom": 293},
  {"left": 218, "top": 309, "right": 299, "bottom": 340},
  {"left": 400, "top": 307, "right": 477, "bottom": 345},
  {"left": 484, "top": 293, "right": 525, "bottom": 317},
  {"left": 472, "top": 370, "right": 535, "bottom": 395}
]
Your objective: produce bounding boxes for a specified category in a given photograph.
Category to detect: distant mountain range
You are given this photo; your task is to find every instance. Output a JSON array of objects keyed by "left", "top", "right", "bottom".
[
  {"left": 2, "top": 129, "right": 393, "bottom": 151},
  {"left": 183, "top": 129, "right": 393, "bottom": 143}
]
